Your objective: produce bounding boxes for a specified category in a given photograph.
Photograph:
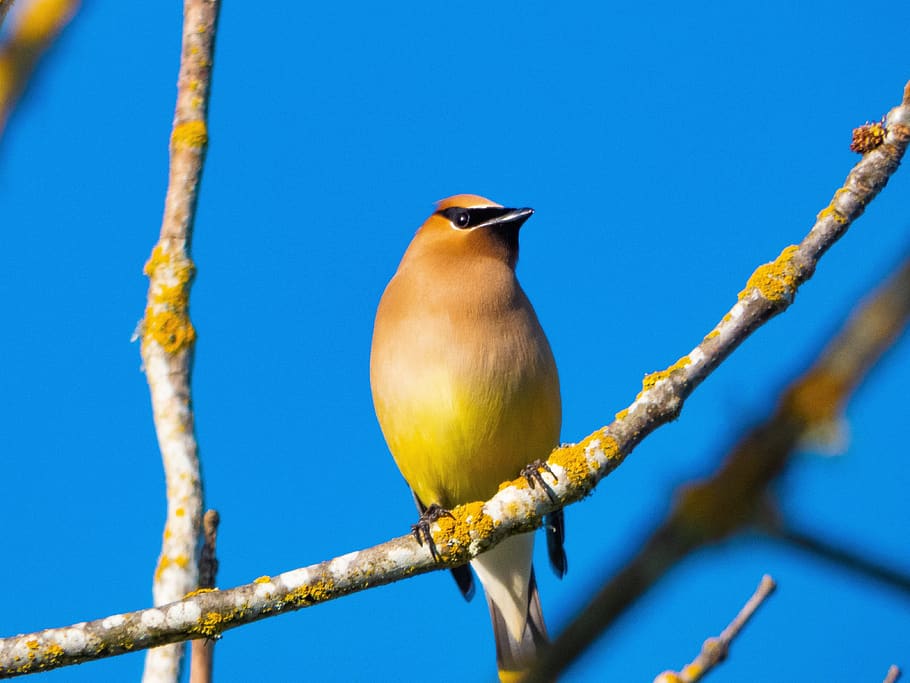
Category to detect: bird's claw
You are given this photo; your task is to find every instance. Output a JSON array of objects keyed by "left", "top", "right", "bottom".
[
  {"left": 411, "top": 503, "right": 453, "bottom": 562},
  {"left": 520, "top": 460, "right": 559, "bottom": 503}
]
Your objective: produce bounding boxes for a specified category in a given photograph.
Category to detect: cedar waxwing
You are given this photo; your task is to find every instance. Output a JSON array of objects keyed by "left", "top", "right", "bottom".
[{"left": 370, "top": 194, "right": 565, "bottom": 681}]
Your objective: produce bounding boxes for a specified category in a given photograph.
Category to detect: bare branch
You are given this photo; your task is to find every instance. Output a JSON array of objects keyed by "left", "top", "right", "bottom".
[
  {"left": 762, "top": 523, "right": 910, "bottom": 596},
  {"left": 0, "top": 0, "right": 14, "bottom": 30},
  {"left": 197, "top": 510, "right": 221, "bottom": 592},
  {"left": 0, "top": 0, "right": 79, "bottom": 139},
  {"left": 189, "top": 511, "right": 221, "bottom": 683},
  {"left": 139, "top": 1, "right": 220, "bottom": 681},
  {"left": 884, "top": 665, "right": 902, "bottom": 683},
  {"left": 0, "top": 79, "right": 908, "bottom": 680},
  {"left": 653, "top": 576, "right": 777, "bottom": 683}
]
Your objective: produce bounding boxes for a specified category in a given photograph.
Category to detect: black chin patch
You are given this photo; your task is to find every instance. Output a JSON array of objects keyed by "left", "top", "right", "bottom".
[{"left": 488, "top": 222, "right": 519, "bottom": 257}]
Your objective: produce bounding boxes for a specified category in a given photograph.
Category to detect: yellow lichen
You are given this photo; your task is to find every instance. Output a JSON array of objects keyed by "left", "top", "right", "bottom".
[
  {"left": 816, "top": 188, "right": 850, "bottom": 225},
  {"left": 639, "top": 356, "right": 692, "bottom": 397},
  {"left": 254, "top": 575, "right": 272, "bottom": 584},
  {"left": 171, "top": 120, "right": 208, "bottom": 150},
  {"left": 705, "top": 329, "right": 720, "bottom": 340},
  {"left": 681, "top": 660, "right": 705, "bottom": 678},
  {"left": 504, "top": 500, "right": 523, "bottom": 518},
  {"left": 143, "top": 245, "right": 167, "bottom": 277},
  {"left": 144, "top": 309, "right": 197, "bottom": 352},
  {"left": 816, "top": 204, "right": 848, "bottom": 225},
  {"left": 549, "top": 432, "right": 619, "bottom": 489},
  {"left": 154, "top": 553, "right": 190, "bottom": 582},
  {"left": 184, "top": 587, "right": 217, "bottom": 598},
  {"left": 197, "top": 611, "right": 227, "bottom": 638},
  {"left": 142, "top": 245, "right": 197, "bottom": 353},
  {"left": 144, "top": 245, "right": 195, "bottom": 282},
  {"left": 286, "top": 578, "right": 334, "bottom": 607},
  {"left": 17, "top": 0, "right": 74, "bottom": 42},
  {"left": 154, "top": 556, "right": 169, "bottom": 582},
  {"left": 781, "top": 370, "right": 846, "bottom": 426},
  {"left": 437, "top": 501, "right": 495, "bottom": 555},
  {"left": 25, "top": 640, "right": 39, "bottom": 651},
  {"left": 614, "top": 408, "right": 629, "bottom": 421},
  {"left": 738, "top": 245, "right": 800, "bottom": 303}
]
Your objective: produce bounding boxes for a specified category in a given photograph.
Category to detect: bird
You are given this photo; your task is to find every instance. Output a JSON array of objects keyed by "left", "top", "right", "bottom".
[{"left": 370, "top": 194, "right": 565, "bottom": 680}]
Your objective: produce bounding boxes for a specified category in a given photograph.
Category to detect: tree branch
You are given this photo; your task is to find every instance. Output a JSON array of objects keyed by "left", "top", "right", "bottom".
[
  {"left": 0, "top": 0, "right": 79, "bottom": 139},
  {"left": 138, "top": 1, "right": 220, "bottom": 681},
  {"left": 0, "top": 79, "right": 908, "bottom": 680},
  {"left": 653, "top": 575, "right": 777, "bottom": 683},
  {"left": 762, "top": 523, "right": 910, "bottom": 596},
  {"left": 189, "top": 511, "right": 220, "bottom": 683},
  {"left": 884, "top": 665, "right": 902, "bottom": 683},
  {"left": 0, "top": 0, "right": 14, "bottom": 30}
]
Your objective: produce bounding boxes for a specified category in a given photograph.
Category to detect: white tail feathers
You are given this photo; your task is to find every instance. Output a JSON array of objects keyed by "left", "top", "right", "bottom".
[{"left": 471, "top": 533, "right": 548, "bottom": 679}]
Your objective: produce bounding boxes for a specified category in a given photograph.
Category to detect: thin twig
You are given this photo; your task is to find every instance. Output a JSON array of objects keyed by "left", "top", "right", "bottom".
[
  {"left": 140, "top": 1, "right": 220, "bottom": 682},
  {"left": 653, "top": 576, "right": 777, "bottom": 683},
  {"left": 0, "top": 79, "right": 907, "bottom": 681},
  {"left": 0, "top": 0, "right": 79, "bottom": 138},
  {"left": 884, "top": 665, "right": 902, "bottom": 683},
  {"left": 762, "top": 523, "right": 910, "bottom": 596},
  {"left": 189, "top": 511, "right": 220, "bottom": 683}
]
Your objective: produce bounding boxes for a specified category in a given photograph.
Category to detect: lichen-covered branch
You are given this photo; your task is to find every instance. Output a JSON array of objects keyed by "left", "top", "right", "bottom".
[
  {"left": 0, "top": 80, "right": 907, "bottom": 680},
  {"left": 0, "top": 0, "right": 79, "bottom": 139},
  {"left": 653, "top": 575, "right": 777, "bottom": 683},
  {"left": 139, "top": 1, "right": 220, "bottom": 682}
]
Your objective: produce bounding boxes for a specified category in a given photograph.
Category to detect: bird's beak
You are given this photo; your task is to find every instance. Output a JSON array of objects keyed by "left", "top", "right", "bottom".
[{"left": 475, "top": 207, "right": 534, "bottom": 230}]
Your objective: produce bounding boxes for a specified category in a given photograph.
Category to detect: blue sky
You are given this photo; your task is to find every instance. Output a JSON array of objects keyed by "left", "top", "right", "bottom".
[{"left": 2, "top": 2, "right": 909, "bottom": 681}]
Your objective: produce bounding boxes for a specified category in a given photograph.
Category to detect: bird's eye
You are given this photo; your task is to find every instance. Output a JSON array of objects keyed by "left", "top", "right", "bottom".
[{"left": 438, "top": 207, "right": 475, "bottom": 229}]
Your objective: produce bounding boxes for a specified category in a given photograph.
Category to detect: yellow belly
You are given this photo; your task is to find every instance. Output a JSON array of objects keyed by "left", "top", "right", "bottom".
[{"left": 371, "top": 313, "right": 560, "bottom": 509}]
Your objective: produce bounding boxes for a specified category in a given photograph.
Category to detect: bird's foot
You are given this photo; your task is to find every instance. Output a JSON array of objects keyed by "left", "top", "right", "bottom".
[
  {"left": 520, "top": 460, "right": 559, "bottom": 503},
  {"left": 411, "top": 503, "right": 453, "bottom": 562}
]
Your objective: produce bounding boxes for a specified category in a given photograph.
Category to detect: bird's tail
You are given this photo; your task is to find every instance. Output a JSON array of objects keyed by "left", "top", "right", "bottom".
[{"left": 471, "top": 533, "right": 548, "bottom": 681}]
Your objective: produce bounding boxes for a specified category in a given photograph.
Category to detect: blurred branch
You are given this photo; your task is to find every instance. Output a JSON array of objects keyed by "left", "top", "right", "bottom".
[
  {"left": 526, "top": 229, "right": 910, "bottom": 680},
  {"left": 0, "top": 0, "right": 78, "bottom": 139},
  {"left": 761, "top": 522, "right": 910, "bottom": 596},
  {"left": 653, "top": 575, "right": 777, "bottom": 683},
  {"left": 139, "top": 1, "right": 220, "bottom": 682},
  {"left": 0, "top": 79, "right": 908, "bottom": 680},
  {"left": 189, "top": 511, "right": 221, "bottom": 683},
  {"left": 0, "top": 1, "right": 14, "bottom": 30},
  {"left": 884, "top": 665, "right": 902, "bottom": 683}
]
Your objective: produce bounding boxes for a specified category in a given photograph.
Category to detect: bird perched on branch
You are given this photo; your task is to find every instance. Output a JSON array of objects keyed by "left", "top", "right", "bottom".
[{"left": 370, "top": 194, "right": 565, "bottom": 680}]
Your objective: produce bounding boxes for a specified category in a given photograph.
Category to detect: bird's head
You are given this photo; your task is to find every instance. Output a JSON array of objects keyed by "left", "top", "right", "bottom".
[{"left": 413, "top": 194, "right": 534, "bottom": 269}]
